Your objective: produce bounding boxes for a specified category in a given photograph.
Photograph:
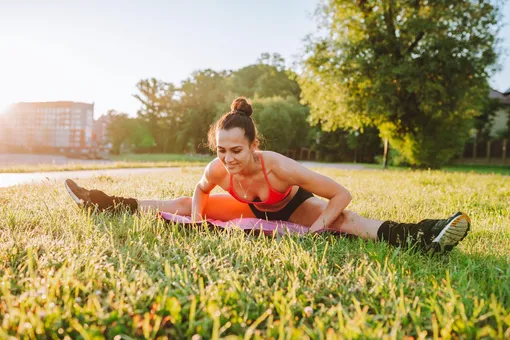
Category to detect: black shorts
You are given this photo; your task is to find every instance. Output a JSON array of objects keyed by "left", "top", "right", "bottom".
[{"left": 248, "top": 187, "right": 314, "bottom": 221}]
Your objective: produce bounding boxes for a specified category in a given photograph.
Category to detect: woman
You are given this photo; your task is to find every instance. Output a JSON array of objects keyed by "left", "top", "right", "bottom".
[{"left": 65, "top": 97, "right": 470, "bottom": 253}]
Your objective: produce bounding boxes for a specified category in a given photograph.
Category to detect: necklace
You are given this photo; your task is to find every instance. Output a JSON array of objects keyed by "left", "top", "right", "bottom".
[{"left": 236, "top": 174, "right": 255, "bottom": 199}]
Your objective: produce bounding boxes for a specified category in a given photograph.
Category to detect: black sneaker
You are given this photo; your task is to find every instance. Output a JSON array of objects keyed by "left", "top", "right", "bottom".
[
  {"left": 64, "top": 179, "right": 138, "bottom": 213},
  {"left": 65, "top": 179, "right": 91, "bottom": 207},
  {"left": 426, "top": 212, "right": 471, "bottom": 253},
  {"left": 377, "top": 211, "right": 471, "bottom": 253}
]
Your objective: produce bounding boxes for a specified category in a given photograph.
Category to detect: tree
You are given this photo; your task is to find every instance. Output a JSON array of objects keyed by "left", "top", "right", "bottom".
[
  {"left": 131, "top": 54, "right": 316, "bottom": 155},
  {"left": 253, "top": 96, "right": 310, "bottom": 153},
  {"left": 312, "top": 126, "right": 383, "bottom": 163},
  {"left": 105, "top": 110, "right": 132, "bottom": 155},
  {"left": 178, "top": 69, "right": 230, "bottom": 153},
  {"left": 105, "top": 111, "right": 155, "bottom": 154},
  {"left": 300, "top": 0, "right": 502, "bottom": 168},
  {"left": 286, "top": 98, "right": 311, "bottom": 150},
  {"left": 134, "top": 78, "right": 183, "bottom": 152},
  {"left": 128, "top": 121, "right": 155, "bottom": 152},
  {"left": 230, "top": 53, "right": 301, "bottom": 100}
]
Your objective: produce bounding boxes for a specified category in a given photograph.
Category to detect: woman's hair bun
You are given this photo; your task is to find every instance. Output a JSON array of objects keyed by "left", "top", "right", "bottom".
[{"left": 231, "top": 97, "right": 253, "bottom": 117}]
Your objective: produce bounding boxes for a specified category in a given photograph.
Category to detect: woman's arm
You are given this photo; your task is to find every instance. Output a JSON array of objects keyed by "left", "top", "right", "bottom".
[
  {"left": 270, "top": 152, "right": 352, "bottom": 232},
  {"left": 191, "top": 183, "right": 210, "bottom": 222},
  {"left": 191, "top": 159, "right": 224, "bottom": 222}
]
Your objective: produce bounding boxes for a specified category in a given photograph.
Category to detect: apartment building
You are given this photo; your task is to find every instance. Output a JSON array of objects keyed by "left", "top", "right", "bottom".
[
  {"left": 92, "top": 114, "right": 111, "bottom": 147},
  {"left": 488, "top": 88, "right": 510, "bottom": 138},
  {"left": 0, "top": 101, "right": 95, "bottom": 155}
]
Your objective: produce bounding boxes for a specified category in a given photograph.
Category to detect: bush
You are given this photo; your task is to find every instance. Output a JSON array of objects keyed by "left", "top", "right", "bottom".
[{"left": 388, "top": 118, "right": 472, "bottom": 168}]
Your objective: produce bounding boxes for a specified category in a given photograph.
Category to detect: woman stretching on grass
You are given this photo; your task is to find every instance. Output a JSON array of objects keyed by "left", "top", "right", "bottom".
[{"left": 65, "top": 97, "right": 470, "bottom": 253}]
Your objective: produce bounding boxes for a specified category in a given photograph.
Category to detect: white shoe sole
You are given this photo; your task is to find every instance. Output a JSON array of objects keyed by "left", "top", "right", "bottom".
[
  {"left": 65, "top": 180, "right": 84, "bottom": 206},
  {"left": 432, "top": 212, "right": 471, "bottom": 248}
]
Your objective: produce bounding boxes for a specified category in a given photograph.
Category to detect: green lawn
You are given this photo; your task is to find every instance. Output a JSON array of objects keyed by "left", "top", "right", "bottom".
[
  {"left": 0, "top": 168, "right": 509, "bottom": 338},
  {"left": 442, "top": 164, "right": 510, "bottom": 176},
  {"left": 364, "top": 163, "right": 510, "bottom": 176}
]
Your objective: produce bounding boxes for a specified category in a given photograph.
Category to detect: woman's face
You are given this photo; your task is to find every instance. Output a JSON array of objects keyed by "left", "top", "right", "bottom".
[{"left": 216, "top": 127, "right": 255, "bottom": 175}]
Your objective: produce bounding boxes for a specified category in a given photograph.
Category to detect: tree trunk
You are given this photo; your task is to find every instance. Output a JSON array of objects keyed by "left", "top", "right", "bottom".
[{"left": 383, "top": 138, "right": 389, "bottom": 169}]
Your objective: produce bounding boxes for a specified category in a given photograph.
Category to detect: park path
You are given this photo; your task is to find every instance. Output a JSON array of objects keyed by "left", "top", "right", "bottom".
[
  {"left": 0, "top": 153, "right": 113, "bottom": 166},
  {"left": 0, "top": 162, "right": 366, "bottom": 188},
  {"left": 0, "top": 168, "right": 184, "bottom": 188}
]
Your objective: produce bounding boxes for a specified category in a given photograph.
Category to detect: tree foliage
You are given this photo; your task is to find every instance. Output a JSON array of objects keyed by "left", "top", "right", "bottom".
[
  {"left": 179, "top": 70, "right": 230, "bottom": 152},
  {"left": 130, "top": 54, "right": 310, "bottom": 155},
  {"left": 105, "top": 110, "right": 155, "bottom": 154},
  {"left": 299, "top": 0, "right": 502, "bottom": 167},
  {"left": 230, "top": 53, "right": 301, "bottom": 100},
  {"left": 253, "top": 96, "right": 310, "bottom": 153},
  {"left": 105, "top": 110, "right": 131, "bottom": 155},
  {"left": 313, "top": 126, "right": 383, "bottom": 163},
  {"left": 134, "top": 78, "right": 182, "bottom": 152}
]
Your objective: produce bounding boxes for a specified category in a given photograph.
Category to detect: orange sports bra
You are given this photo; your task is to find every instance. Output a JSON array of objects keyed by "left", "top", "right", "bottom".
[{"left": 228, "top": 153, "right": 292, "bottom": 205}]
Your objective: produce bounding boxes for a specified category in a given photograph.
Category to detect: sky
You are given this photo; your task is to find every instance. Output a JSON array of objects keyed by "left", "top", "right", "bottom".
[{"left": 1, "top": 0, "right": 509, "bottom": 119}]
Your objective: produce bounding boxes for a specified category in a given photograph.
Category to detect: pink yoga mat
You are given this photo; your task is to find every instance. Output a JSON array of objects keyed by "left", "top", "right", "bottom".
[{"left": 158, "top": 212, "right": 344, "bottom": 236}]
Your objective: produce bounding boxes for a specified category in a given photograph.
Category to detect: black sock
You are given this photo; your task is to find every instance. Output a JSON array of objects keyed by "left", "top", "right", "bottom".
[{"left": 377, "top": 219, "right": 440, "bottom": 249}]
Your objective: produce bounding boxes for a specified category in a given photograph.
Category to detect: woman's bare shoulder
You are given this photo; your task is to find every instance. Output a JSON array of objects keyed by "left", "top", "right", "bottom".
[
  {"left": 259, "top": 151, "right": 295, "bottom": 173},
  {"left": 204, "top": 158, "right": 228, "bottom": 182}
]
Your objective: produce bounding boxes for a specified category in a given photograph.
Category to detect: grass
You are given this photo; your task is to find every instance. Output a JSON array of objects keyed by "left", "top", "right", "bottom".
[
  {"left": 0, "top": 168, "right": 509, "bottom": 338},
  {"left": 442, "top": 164, "right": 510, "bottom": 176},
  {"left": 0, "top": 153, "right": 213, "bottom": 173},
  {"left": 364, "top": 163, "right": 510, "bottom": 176}
]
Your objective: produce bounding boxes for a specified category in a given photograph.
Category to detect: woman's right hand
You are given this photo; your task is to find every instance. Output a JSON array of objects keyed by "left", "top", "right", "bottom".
[
  {"left": 191, "top": 184, "right": 209, "bottom": 222},
  {"left": 191, "top": 160, "right": 223, "bottom": 222}
]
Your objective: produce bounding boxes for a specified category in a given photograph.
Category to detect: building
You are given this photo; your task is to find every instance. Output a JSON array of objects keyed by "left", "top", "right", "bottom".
[
  {"left": 92, "top": 114, "right": 111, "bottom": 147},
  {"left": 0, "top": 101, "right": 95, "bottom": 156},
  {"left": 456, "top": 88, "right": 510, "bottom": 165},
  {"left": 488, "top": 88, "right": 510, "bottom": 138}
]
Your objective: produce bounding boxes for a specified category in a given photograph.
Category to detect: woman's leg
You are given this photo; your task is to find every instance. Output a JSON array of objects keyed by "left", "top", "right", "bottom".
[
  {"left": 139, "top": 194, "right": 256, "bottom": 221},
  {"left": 66, "top": 179, "right": 254, "bottom": 221},
  {"left": 288, "top": 197, "right": 470, "bottom": 252},
  {"left": 65, "top": 179, "right": 469, "bottom": 252},
  {"left": 288, "top": 197, "right": 381, "bottom": 240}
]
